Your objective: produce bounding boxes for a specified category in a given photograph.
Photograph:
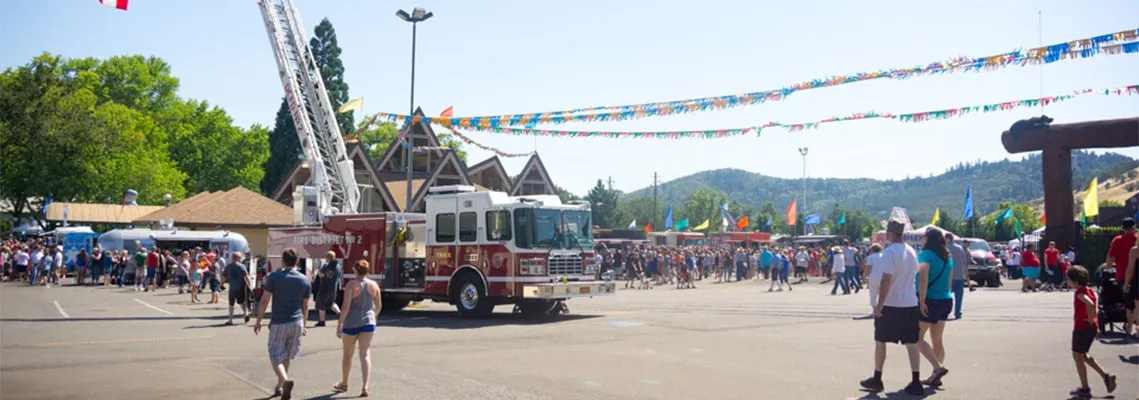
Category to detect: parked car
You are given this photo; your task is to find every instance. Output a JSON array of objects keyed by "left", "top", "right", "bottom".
[{"left": 957, "top": 238, "right": 1001, "bottom": 287}]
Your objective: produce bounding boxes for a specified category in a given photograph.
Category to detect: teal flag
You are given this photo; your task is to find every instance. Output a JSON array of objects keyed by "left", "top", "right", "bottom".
[
  {"left": 836, "top": 212, "right": 846, "bottom": 226},
  {"left": 675, "top": 219, "right": 689, "bottom": 230},
  {"left": 994, "top": 206, "right": 1013, "bottom": 224},
  {"left": 1015, "top": 218, "right": 1022, "bottom": 237}
]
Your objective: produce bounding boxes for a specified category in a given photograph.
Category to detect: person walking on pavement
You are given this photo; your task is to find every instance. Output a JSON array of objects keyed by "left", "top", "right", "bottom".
[
  {"left": 254, "top": 248, "right": 311, "bottom": 400},
  {"left": 945, "top": 233, "right": 971, "bottom": 320},
  {"left": 223, "top": 252, "right": 251, "bottom": 326},
  {"left": 843, "top": 240, "right": 862, "bottom": 291},
  {"left": 315, "top": 252, "right": 342, "bottom": 327},
  {"left": 332, "top": 260, "right": 382, "bottom": 397},
  {"left": 860, "top": 220, "right": 925, "bottom": 396}
]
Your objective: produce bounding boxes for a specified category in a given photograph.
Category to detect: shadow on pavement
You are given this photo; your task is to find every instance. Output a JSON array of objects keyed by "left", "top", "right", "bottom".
[
  {"left": 0, "top": 315, "right": 231, "bottom": 323},
  {"left": 374, "top": 309, "right": 601, "bottom": 330},
  {"left": 856, "top": 387, "right": 939, "bottom": 399}
]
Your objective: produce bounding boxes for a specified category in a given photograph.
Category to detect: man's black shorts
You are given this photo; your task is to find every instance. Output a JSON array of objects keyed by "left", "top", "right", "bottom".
[
  {"left": 1128, "top": 279, "right": 1139, "bottom": 303},
  {"left": 920, "top": 298, "right": 953, "bottom": 323},
  {"left": 228, "top": 288, "right": 246, "bottom": 306},
  {"left": 1072, "top": 327, "right": 1097, "bottom": 353},
  {"left": 875, "top": 306, "right": 920, "bottom": 344}
]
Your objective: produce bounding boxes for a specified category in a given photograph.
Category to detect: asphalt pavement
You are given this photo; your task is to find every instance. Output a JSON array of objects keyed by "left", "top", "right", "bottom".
[{"left": 2, "top": 277, "right": 1136, "bottom": 400}]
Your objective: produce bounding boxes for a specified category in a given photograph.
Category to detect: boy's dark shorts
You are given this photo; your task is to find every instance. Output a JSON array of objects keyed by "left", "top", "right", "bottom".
[
  {"left": 920, "top": 298, "right": 953, "bottom": 323},
  {"left": 875, "top": 306, "right": 920, "bottom": 344},
  {"left": 1072, "top": 327, "right": 1097, "bottom": 353},
  {"left": 228, "top": 288, "right": 247, "bottom": 306}
]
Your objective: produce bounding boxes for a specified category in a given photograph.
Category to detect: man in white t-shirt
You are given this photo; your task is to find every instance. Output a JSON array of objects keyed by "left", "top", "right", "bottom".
[
  {"left": 857, "top": 243, "right": 886, "bottom": 318},
  {"left": 861, "top": 220, "right": 924, "bottom": 396}
]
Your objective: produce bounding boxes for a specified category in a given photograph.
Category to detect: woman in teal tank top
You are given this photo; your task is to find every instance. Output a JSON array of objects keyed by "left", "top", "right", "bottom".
[{"left": 916, "top": 229, "right": 954, "bottom": 387}]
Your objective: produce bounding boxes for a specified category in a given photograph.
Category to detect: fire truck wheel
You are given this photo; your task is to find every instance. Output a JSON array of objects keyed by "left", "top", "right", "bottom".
[{"left": 453, "top": 274, "right": 493, "bottom": 317}]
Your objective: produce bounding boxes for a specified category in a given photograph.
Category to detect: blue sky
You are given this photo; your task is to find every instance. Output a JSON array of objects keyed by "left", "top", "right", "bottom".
[{"left": 3, "top": 0, "right": 1138, "bottom": 196}]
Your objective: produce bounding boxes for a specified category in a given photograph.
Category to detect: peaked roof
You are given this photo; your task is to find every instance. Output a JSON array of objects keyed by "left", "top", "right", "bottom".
[
  {"left": 510, "top": 153, "right": 557, "bottom": 196},
  {"left": 271, "top": 161, "right": 311, "bottom": 203},
  {"left": 135, "top": 187, "right": 292, "bottom": 227},
  {"left": 45, "top": 202, "right": 163, "bottom": 224},
  {"left": 346, "top": 141, "right": 398, "bottom": 211},
  {"left": 399, "top": 150, "right": 472, "bottom": 212},
  {"left": 375, "top": 107, "right": 445, "bottom": 172},
  {"left": 467, "top": 155, "right": 512, "bottom": 191}
]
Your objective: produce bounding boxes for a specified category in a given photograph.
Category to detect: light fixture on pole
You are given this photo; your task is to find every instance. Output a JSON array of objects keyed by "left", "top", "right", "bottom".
[
  {"left": 798, "top": 147, "right": 809, "bottom": 235},
  {"left": 396, "top": 7, "right": 434, "bottom": 211}
]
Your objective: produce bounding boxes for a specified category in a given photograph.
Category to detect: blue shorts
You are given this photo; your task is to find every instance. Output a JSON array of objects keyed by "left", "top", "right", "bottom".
[
  {"left": 146, "top": 268, "right": 157, "bottom": 279},
  {"left": 342, "top": 325, "right": 376, "bottom": 336},
  {"left": 1021, "top": 267, "right": 1040, "bottom": 280}
]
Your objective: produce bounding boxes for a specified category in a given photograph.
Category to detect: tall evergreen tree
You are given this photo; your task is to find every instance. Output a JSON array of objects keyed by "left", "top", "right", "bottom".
[
  {"left": 260, "top": 18, "right": 352, "bottom": 195},
  {"left": 310, "top": 18, "right": 353, "bottom": 135}
]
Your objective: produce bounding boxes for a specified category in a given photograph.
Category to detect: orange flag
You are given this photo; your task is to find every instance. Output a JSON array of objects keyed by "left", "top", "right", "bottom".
[
  {"left": 644, "top": 222, "right": 652, "bottom": 233},
  {"left": 440, "top": 106, "right": 454, "bottom": 118},
  {"left": 785, "top": 198, "right": 797, "bottom": 226},
  {"left": 1040, "top": 213, "right": 1046, "bottom": 224},
  {"left": 736, "top": 216, "right": 749, "bottom": 231}
]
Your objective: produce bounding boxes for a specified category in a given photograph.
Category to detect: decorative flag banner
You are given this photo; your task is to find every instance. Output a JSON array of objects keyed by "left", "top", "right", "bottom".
[
  {"left": 435, "top": 124, "right": 533, "bottom": 158},
  {"left": 367, "top": 30, "right": 1139, "bottom": 129},
  {"left": 447, "top": 85, "right": 1138, "bottom": 139},
  {"left": 99, "top": 0, "right": 128, "bottom": 11},
  {"left": 338, "top": 97, "right": 364, "bottom": 114}
]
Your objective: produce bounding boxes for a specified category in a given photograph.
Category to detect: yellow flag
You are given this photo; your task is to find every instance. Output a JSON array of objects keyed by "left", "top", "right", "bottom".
[
  {"left": 931, "top": 208, "right": 940, "bottom": 226},
  {"left": 338, "top": 96, "right": 363, "bottom": 113},
  {"left": 1083, "top": 178, "right": 1099, "bottom": 217},
  {"left": 692, "top": 219, "right": 710, "bottom": 231}
]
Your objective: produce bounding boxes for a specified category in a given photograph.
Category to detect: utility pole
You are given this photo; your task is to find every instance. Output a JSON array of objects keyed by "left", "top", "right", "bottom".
[
  {"left": 651, "top": 172, "right": 659, "bottom": 233},
  {"left": 607, "top": 176, "right": 613, "bottom": 191},
  {"left": 798, "top": 147, "right": 809, "bottom": 236}
]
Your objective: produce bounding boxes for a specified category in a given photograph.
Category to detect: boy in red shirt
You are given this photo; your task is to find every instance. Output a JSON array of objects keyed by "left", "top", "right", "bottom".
[
  {"left": 1043, "top": 242, "right": 1061, "bottom": 291},
  {"left": 1066, "top": 265, "right": 1116, "bottom": 398}
]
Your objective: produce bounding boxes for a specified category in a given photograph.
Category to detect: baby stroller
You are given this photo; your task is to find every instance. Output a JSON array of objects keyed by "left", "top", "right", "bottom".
[{"left": 1096, "top": 267, "right": 1128, "bottom": 335}]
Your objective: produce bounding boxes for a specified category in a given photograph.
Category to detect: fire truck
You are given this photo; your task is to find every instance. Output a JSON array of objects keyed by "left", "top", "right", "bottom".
[{"left": 268, "top": 186, "right": 616, "bottom": 317}]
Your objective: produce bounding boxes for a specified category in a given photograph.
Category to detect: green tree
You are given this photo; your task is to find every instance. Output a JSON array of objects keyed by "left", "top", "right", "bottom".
[
  {"left": 260, "top": 101, "right": 300, "bottom": 195},
  {"left": 1099, "top": 199, "right": 1124, "bottom": 208},
  {"left": 586, "top": 179, "right": 619, "bottom": 228},
  {"left": 617, "top": 196, "right": 656, "bottom": 230},
  {"left": 310, "top": 18, "right": 353, "bottom": 135},
  {"left": 357, "top": 120, "right": 400, "bottom": 161},
  {"left": 159, "top": 100, "right": 268, "bottom": 193},
  {"left": 262, "top": 18, "right": 353, "bottom": 195},
  {"left": 682, "top": 186, "right": 720, "bottom": 232},
  {"left": 555, "top": 185, "right": 579, "bottom": 203}
]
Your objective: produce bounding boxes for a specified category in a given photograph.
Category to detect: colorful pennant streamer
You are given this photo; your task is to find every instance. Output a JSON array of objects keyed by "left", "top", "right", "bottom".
[
  {"left": 367, "top": 31, "right": 1138, "bottom": 128},
  {"left": 436, "top": 125, "right": 533, "bottom": 158},
  {"left": 448, "top": 85, "right": 1138, "bottom": 139}
]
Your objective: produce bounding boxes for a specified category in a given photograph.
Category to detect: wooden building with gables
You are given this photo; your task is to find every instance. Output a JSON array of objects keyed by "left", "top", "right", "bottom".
[{"left": 270, "top": 108, "right": 560, "bottom": 213}]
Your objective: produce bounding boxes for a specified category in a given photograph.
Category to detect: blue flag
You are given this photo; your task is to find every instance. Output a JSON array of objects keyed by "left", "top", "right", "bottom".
[
  {"left": 664, "top": 205, "right": 673, "bottom": 229},
  {"left": 42, "top": 195, "right": 52, "bottom": 218},
  {"left": 762, "top": 216, "right": 772, "bottom": 232},
  {"left": 804, "top": 214, "right": 821, "bottom": 225},
  {"left": 964, "top": 186, "right": 974, "bottom": 219}
]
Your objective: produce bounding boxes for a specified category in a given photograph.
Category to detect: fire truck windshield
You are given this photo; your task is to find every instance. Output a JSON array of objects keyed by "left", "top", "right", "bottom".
[{"left": 513, "top": 208, "right": 593, "bottom": 250}]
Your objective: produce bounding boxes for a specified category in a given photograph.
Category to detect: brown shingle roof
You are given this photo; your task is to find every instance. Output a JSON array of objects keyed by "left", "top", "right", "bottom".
[
  {"left": 45, "top": 202, "right": 164, "bottom": 224},
  {"left": 134, "top": 187, "right": 292, "bottom": 227}
]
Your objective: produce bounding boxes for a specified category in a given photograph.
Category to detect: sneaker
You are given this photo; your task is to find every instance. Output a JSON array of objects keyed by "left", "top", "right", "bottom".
[
  {"left": 314, "top": 321, "right": 326, "bottom": 327},
  {"left": 1104, "top": 374, "right": 1116, "bottom": 393},
  {"left": 921, "top": 367, "right": 949, "bottom": 387},
  {"left": 1069, "top": 387, "right": 1091, "bottom": 397},
  {"left": 281, "top": 380, "right": 294, "bottom": 400},
  {"left": 859, "top": 377, "right": 884, "bottom": 392},
  {"left": 903, "top": 381, "right": 925, "bottom": 396}
]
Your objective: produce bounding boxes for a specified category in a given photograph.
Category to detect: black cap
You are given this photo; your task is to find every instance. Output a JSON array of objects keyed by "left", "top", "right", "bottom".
[{"left": 1123, "top": 217, "right": 1135, "bottom": 230}]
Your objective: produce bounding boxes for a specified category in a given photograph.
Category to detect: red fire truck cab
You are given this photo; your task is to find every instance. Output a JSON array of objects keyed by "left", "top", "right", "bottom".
[{"left": 267, "top": 185, "right": 616, "bottom": 317}]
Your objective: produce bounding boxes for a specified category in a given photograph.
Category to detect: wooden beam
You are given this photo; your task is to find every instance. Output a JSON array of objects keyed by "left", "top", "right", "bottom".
[
  {"left": 1002, "top": 117, "right": 1139, "bottom": 154},
  {"left": 1041, "top": 147, "right": 1077, "bottom": 252}
]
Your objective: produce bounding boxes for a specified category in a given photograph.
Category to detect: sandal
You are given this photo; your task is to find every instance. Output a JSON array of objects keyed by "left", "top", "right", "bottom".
[
  {"left": 359, "top": 389, "right": 369, "bottom": 397},
  {"left": 332, "top": 382, "right": 348, "bottom": 393}
]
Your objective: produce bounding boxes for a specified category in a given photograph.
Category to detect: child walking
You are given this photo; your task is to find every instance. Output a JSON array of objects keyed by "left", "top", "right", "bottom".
[{"left": 1066, "top": 265, "right": 1116, "bottom": 398}]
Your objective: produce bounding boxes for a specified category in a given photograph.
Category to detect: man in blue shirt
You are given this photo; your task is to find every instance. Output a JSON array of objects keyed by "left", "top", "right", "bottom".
[
  {"left": 760, "top": 248, "right": 773, "bottom": 280},
  {"left": 254, "top": 248, "right": 311, "bottom": 399}
]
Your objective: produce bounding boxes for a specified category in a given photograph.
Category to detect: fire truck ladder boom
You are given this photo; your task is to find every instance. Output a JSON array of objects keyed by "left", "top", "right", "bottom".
[{"left": 258, "top": 0, "right": 359, "bottom": 217}]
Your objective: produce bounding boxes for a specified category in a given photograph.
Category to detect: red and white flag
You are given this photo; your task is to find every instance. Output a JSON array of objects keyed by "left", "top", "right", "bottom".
[{"left": 98, "top": 0, "right": 128, "bottom": 11}]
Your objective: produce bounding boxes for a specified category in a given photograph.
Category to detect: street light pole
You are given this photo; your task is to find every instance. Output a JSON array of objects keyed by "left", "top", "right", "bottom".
[
  {"left": 396, "top": 7, "right": 434, "bottom": 212},
  {"left": 798, "top": 147, "right": 808, "bottom": 235}
]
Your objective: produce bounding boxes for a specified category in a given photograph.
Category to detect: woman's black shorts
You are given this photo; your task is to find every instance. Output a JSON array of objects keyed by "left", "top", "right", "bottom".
[{"left": 920, "top": 298, "right": 953, "bottom": 323}]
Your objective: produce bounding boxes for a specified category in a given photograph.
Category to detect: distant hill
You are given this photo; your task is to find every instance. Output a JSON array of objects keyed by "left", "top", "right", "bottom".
[{"left": 625, "top": 150, "right": 1135, "bottom": 222}]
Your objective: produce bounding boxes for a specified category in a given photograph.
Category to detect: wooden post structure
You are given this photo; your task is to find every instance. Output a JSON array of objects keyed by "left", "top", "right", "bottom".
[{"left": 1001, "top": 117, "right": 1139, "bottom": 251}]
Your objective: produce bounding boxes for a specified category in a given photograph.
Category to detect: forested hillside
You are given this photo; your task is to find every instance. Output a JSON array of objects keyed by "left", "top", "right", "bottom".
[{"left": 625, "top": 150, "right": 1134, "bottom": 223}]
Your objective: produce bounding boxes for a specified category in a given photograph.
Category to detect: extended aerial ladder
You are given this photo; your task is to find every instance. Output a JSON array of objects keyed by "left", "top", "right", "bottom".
[{"left": 258, "top": 0, "right": 359, "bottom": 223}]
